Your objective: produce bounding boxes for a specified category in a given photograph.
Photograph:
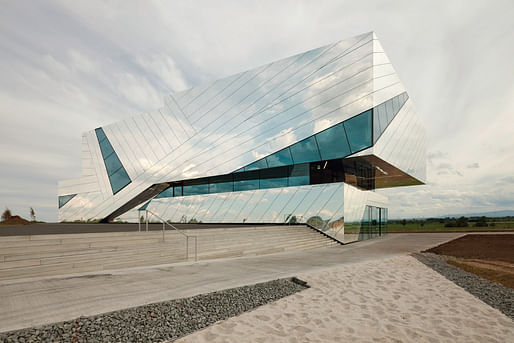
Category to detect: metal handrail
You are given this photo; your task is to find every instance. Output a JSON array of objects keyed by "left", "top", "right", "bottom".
[{"left": 143, "top": 210, "right": 198, "bottom": 262}]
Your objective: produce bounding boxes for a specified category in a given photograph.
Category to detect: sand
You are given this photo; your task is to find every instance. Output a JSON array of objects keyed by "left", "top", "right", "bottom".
[{"left": 174, "top": 255, "right": 514, "bottom": 343}]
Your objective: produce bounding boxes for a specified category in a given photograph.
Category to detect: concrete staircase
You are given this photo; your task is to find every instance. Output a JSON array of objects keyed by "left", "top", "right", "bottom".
[{"left": 0, "top": 225, "right": 339, "bottom": 280}]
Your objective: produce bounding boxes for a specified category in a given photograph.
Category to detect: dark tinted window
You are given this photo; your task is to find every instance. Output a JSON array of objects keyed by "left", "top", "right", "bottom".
[
  {"left": 315, "top": 123, "right": 351, "bottom": 160},
  {"left": 234, "top": 179, "right": 259, "bottom": 191},
  {"left": 290, "top": 136, "right": 321, "bottom": 164},
  {"left": 266, "top": 148, "right": 293, "bottom": 167},
  {"left": 343, "top": 110, "right": 372, "bottom": 153},
  {"left": 104, "top": 154, "right": 123, "bottom": 175},
  {"left": 155, "top": 187, "right": 173, "bottom": 198},
  {"left": 173, "top": 185, "right": 183, "bottom": 197},
  {"left": 95, "top": 127, "right": 131, "bottom": 194},
  {"left": 209, "top": 182, "right": 233, "bottom": 193},
  {"left": 260, "top": 177, "right": 288, "bottom": 189},
  {"left": 244, "top": 158, "right": 268, "bottom": 171},
  {"left": 110, "top": 168, "right": 131, "bottom": 193},
  {"left": 95, "top": 128, "right": 107, "bottom": 143},
  {"left": 288, "top": 164, "right": 310, "bottom": 186},
  {"left": 183, "top": 184, "right": 209, "bottom": 196},
  {"left": 58, "top": 194, "right": 76, "bottom": 208},
  {"left": 98, "top": 139, "right": 114, "bottom": 158}
]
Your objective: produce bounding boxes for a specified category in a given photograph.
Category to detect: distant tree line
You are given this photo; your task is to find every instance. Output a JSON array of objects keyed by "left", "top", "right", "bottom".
[{"left": 390, "top": 216, "right": 511, "bottom": 228}]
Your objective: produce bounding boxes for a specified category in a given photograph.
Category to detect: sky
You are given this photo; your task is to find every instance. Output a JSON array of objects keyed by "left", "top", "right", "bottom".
[{"left": 0, "top": 0, "right": 513, "bottom": 222}]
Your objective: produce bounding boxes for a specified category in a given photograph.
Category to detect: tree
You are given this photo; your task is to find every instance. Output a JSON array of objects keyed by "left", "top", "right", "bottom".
[
  {"left": 2, "top": 208, "right": 12, "bottom": 222},
  {"left": 474, "top": 216, "right": 488, "bottom": 227},
  {"left": 30, "top": 207, "right": 36, "bottom": 222},
  {"left": 401, "top": 219, "right": 407, "bottom": 226},
  {"left": 456, "top": 216, "right": 468, "bottom": 227}
]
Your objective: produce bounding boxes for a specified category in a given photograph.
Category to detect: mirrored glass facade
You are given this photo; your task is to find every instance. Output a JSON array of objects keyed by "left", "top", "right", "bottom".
[{"left": 58, "top": 32, "right": 426, "bottom": 243}]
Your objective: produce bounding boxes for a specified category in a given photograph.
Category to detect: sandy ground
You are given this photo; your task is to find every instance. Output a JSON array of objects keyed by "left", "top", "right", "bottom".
[{"left": 174, "top": 256, "right": 514, "bottom": 343}]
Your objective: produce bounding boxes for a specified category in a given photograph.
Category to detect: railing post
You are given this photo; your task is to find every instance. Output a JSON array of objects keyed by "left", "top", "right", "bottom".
[
  {"left": 186, "top": 236, "right": 189, "bottom": 260},
  {"left": 145, "top": 210, "right": 197, "bottom": 263}
]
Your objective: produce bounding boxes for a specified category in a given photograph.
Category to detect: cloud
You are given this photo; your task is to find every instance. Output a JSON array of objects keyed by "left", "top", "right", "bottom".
[{"left": 467, "top": 162, "right": 480, "bottom": 169}]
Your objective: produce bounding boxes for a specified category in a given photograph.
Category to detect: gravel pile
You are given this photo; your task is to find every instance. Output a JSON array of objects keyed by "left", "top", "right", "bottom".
[
  {"left": 413, "top": 252, "right": 514, "bottom": 320},
  {"left": 0, "top": 278, "right": 308, "bottom": 343}
]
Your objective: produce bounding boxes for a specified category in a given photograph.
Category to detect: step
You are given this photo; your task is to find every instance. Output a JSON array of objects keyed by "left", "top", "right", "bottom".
[{"left": 0, "top": 225, "right": 336, "bottom": 281}]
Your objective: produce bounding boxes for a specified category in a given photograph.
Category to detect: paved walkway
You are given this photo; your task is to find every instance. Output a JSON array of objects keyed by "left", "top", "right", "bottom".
[{"left": 0, "top": 233, "right": 464, "bottom": 333}]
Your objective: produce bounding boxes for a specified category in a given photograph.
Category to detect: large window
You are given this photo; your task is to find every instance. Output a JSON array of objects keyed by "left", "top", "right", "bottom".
[
  {"left": 58, "top": 194, "right": 76, "bottom": 208},
  {"left": 95, "top": 128, "right": 132, "bottom": 194},
  {"left": 343, "top": 110, "right": 372, "bottom": 153},
  {"left": 152, "top": 93, "right": 408, "bottom": 200},
  {"left": 238, "top": 92, "right": 408, "bottom": 173}
]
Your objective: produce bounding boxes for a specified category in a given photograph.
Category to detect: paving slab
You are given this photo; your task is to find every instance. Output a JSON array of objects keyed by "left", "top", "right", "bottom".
[{"left": 0, "top": 232, "right": 464, "bottom": 332}]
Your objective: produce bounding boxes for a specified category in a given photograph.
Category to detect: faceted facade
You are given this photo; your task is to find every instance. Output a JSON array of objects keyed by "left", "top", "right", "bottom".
[{"left": 58, "top": 32, "right": 426, "bottom": 243}]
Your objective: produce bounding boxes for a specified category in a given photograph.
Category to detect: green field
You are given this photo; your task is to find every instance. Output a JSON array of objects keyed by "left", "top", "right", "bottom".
[{"left": 387, "top": 220, "right": 514, "bottom": 233}]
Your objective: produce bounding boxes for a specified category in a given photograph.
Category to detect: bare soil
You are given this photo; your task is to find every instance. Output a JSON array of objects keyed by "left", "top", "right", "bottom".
[
  {"left": 0, "top": 215, "right": 32, "bottom": 225},
  {"left": 425, "top": 234, "right": 514, "bottom": 289}
]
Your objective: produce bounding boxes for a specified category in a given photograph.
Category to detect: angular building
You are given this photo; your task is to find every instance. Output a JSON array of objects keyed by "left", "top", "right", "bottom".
[{"left": 58, "top": 32, "right": 426, "bottom": 243}]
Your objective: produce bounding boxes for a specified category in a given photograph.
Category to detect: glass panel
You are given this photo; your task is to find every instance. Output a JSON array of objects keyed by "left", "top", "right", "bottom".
[
  {"left": 259, "top": 167, "right": 288, "bottom": 188},
  {"left": 233, "top": 170, "right": 258, "bottom": 191},
  {"left": 288, "top": 164, "right": 310, "bottom": 186},
  {"left": 95, "top": 128, "right": 107, "bottom": 143},
  {"left": 110, "top": 168, "right": 131, "bottom": 194},
  {"left": 289, "top": 136, "right": 321, "bottom": 164},
  {"left": 315, "top": 123, "right": 351, "bottom": 160},
  {"left": 246, "top": 189, "right": 282, "bottom": 222},
  {"left": 183, "top": 183, "right": 209, "bottom": 196},
  {"left": 174, "top": 185, "right": 183, "bottom": 197},
  {"left": 155, "top": 187, "right": 173, "bottom": 198},
  {"left": 260, "top": 177, "right": 288, "bottom": 189},
  {"left": 210, "top": 174, "right": 233, "bottom": 184},
  {"left": 373, "top": 109, "right": 381, "bottom": 144},
  {"left": 392, "top": 95, "right": 400, "bottom": 115},
  {"left": 377, "top": 103, "right": 388, "bottom": 136},
  {"left": 95, "top": 126, "right": 131, "bottom": 194},
  {"left": 343, "top": 110, "right": 372, "bottom": 153},
  {"left": 385, "top": 99, "right": 394, "bottom": 123},
  {"left": 98, "top": 139, "right": 114, "bottom": 158},
  {"left": 104, "top": 154, "right": 123, "bottom": 175},
  {"left": 139, "top": 201, "right": 150, "bottom": 210},
  {"left": 209, "top": 182, "right": 233, "bottom": 193},
  {"left": 58, "top": 194, "right": 76, "bottom": 208},
  {"left": 291, "top": 185, "right": 325, "bottom": 223},
  {"left": 234, "top": 179, "right": 259, "bottom": 191},
  {"left": 266, "top": 148, "right": 293, "bottom": 168},
  {"left": 244, "top": 158, "right": 268, "bottom": 171}
]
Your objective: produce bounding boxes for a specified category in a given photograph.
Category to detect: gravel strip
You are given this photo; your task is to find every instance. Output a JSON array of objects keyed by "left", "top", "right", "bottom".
[
  {"left": 413, "top": 252, "right": 514, "bottom": 320},
  {"left": 0, "top": 278, "right": 308, "bottom": 342}
]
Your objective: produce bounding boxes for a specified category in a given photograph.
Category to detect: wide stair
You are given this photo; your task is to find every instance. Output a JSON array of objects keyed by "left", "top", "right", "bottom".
[{"left": 0, "top": 225, "right": 339, "bottom": 280}]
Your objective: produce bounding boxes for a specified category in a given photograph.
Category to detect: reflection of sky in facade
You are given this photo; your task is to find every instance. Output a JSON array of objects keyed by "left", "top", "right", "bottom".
[
  {"left": 58, "top": 31, "right": 418, "bottom": 240},
  {"left": 143, "top": 182, "right": 386, "bottom": 243}
]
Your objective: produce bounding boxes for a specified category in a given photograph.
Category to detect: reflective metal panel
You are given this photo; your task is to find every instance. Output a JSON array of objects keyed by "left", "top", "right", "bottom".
[{"left": 58, "top": 32, "right": 421, "bottom": 230}]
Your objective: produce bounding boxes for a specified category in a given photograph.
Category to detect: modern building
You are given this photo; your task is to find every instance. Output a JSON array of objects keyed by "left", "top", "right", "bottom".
[{"left": 58, "top": 32, "right": 426, "bottom": 243}]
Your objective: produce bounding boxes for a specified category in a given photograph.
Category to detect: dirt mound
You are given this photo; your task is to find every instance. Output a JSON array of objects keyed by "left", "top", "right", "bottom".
[
  {"left": 425, "top": 234, "right": 514, "bottom": 263},
  {"left": 425, "top": 234, "right": 514, "bottom": 289},
  {"left": 0, "top": 215, "right": 32, "bottom": 225}
]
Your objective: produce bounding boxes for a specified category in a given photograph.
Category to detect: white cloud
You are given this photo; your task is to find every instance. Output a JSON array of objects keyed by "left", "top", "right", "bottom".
[{"left": 135, "top": 54, "right": 189, "bottom": 92}]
